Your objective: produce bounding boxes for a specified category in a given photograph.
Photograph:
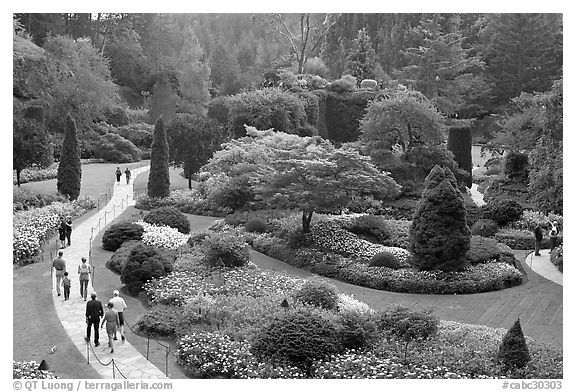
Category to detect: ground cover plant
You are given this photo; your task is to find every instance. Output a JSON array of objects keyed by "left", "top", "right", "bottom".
[{"left": 133, "top": 240, "right": 561, "bottom": 379}]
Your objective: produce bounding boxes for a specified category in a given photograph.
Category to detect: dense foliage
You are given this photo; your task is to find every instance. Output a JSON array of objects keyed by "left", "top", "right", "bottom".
[
  {"left": 102, "top": 222, "right": 145, "bottom": 251},
  {"left": 144, "top": 206, "right": 191, "bottom": 234},
  {"left": 147, "top": 116, "right": 171, "bottom": 198},
  {"left": 56, "top": 114, "right": 82, "bottom": 200}
]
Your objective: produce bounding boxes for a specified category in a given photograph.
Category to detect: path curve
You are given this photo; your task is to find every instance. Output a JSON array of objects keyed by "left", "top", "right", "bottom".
[{"left": 49, "top": 165, "right": 169, "bottom": 379}]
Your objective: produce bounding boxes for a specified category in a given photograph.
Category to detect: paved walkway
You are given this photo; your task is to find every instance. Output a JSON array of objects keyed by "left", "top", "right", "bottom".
[
  {"left": 524, "top": 249, "right": 563, "bottom": 286},
  {"left": 50, "top": 166, "right": 168, "bottom": 379}
]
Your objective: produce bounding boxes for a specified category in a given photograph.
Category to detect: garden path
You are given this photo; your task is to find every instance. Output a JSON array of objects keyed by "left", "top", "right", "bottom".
[{"left": 48, "top": 165, "right": 170, "bottom": 379}]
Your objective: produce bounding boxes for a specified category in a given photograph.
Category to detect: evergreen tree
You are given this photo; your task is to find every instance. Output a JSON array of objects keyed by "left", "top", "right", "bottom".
[
  {"left": 210, "top": 42, "right": 242, "bottom": 96},
  {"left": 148, "top": 76, "right": 178, "bottom": 126},
  {"left": 147, "top": 115, "right": 171, "bottom": 198},
  {"left": 409, "top": 165, "right": 470, "bottom": 271},
  {"left": 344, "top": 28, "right": 377, "bottom": 83},
  {"left": 497, "top": 318, "right": 531, "bottom": 369},
  {"left": 57, "top": 114, "right": 82, "bottom": 200},
  {"left": 447, "top": 126, "right": 472, "bottom": 187}
]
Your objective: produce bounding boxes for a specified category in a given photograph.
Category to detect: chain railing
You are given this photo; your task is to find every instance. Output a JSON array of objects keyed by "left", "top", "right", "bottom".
[{"left": 85, "top": 341, "right": 127, "bottom": 379}]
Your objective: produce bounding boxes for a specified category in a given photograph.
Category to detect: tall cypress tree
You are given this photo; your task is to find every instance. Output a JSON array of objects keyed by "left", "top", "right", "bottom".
[
  {"left": 409, "top": 165, "right": 470, "bottom": 271},
  {"left": 344, "top": 28, "right": 377, "bottom": 83},
  {"left": 147, "top": 115, "right": 170, "bottom": 198},
  {"left": 447, "top": 126, "right": 472, "bottom": 188},
  {"left": 57, "top": 114, "right": 82, "bottom": 200}
]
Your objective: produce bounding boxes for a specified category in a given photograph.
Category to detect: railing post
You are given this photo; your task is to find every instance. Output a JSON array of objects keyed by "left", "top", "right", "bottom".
[
  {"left": 146, "top": 338, "right": 150, "bottom": 360},
  {"left": 112, "top": 359, "right": 116, "bottom": 379},
  {"left": 165, "top": 346, "right": 169, "bottom": 376},
  {"left": 87, "top": 342, "right": 90, "bottom": 364}
]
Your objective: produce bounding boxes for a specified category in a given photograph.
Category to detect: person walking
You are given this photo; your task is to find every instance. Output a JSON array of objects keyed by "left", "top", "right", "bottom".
[
  {"left": 115, "top": 167, "right": 122, "bottom": 184},
  {"left": 109, "top": 290, "right": 127, "bottom": 342},
  {"left": 62, "top": 272, "right": 71, "bottom": 301},
  {"left": 124, "top": 168, "right": 131, "bottom": 184},
  {"left": 58, "top": 217, "right": 67, "bottom": 249},
  {"left": 549, "top": 221, "right": 559, "bottom": 250},
  {"left": 101, "top": 302, "right": 120, "bottom": 353},
  {"left": 85, "top": 292, "right": 104, "bottom": 347},
  {"left": 64, "top": 216, "right": 73, "bottom": 247},
  {"left": 78, "top": 257, "right": 91, "bottom": 301},
  {"left": 52, "top": 251, "right": 66, "bottom": 297},
  {"left": 534, "top": 224, "right": 543, "bottom": 256}
]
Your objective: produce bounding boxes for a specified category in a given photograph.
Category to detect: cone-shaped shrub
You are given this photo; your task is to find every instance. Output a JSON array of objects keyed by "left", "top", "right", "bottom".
[
  {"left": 409, "top": 165, "right": 470, "bottom": 271},
  {"left": 497, "top": 318, "right": 531, "bottom": 369},
  {"left": 447, "top": 126, "right": 472, "bottom": 187},
  {"left": 57, "top": 114, "right": 82, "bottom": 200},
  {"left": 147, "top": 115, "right": 170, "bottom": 198}
]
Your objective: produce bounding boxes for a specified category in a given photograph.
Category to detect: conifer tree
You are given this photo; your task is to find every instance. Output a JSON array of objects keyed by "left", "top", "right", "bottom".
[
  {"left": 447, "top": 125, "right": 472, "bottom": 187},
  {"left": 409, "top": 165, "right": 470, "bottom": 271},
  {"left": 497, "top": 318, "right": 531, "bottom": 369},
  {"left": 147, "top": 115, "right": 171, "bottom": 198},
  {"left": 344, "top": 28, "right": 377, "bottom": 83},
  {"left": 57, "top": 114, "right": 82, "bottom": 200}
]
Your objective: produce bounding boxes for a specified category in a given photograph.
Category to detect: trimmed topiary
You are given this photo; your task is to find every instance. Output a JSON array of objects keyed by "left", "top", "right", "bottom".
[
  {"left": 483, "top": 199, "right": 524, "bottom": 226},
  {"left": 147, "top": 115, "right": 171, "bottom": 198},
  {"left": 470, "top": 218, "right": 500, "bottom": 237},
  {"left": 293, "top": 279, "right": 338, "bottom": 310},
  {"left": 57, "top": 114, "right": 82, "bottom": 200},
  {"left": 447, "top": 125, "right": 473, "bottom": 188},
  {"left": 369, "top": 251, "right": 402, "bottom": 269},
  {"left": 102, "top": 222, "right": 145, "bottom": 251},
  {"left": 409, "top": 166, "right": 471, "bottom": 271},
  {"left": 121, "top": 243, "right": 168, "bottom": 295},
  {"left": 497, "top": 318, "right": 531, "bottom": 370},
  {"left": 144, "top": 206, "right": 191, "bottom": 234},
  {"left": 250, "top": 310, "right": 341, "bottom": 373},
  {"left": 245, "top": 217, "right": 267, "bottom": 233},
  {"left": 504, "top": 151, "right": 529, "bottom": 181}
]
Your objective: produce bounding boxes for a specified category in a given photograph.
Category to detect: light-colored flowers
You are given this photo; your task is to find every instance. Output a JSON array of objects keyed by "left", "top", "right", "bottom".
[
  {"left": 13, "top": 361, "right": 57, "bottom": 379},
  {"left": 133, "top": 220, "right": 190, "bottom": 250}
]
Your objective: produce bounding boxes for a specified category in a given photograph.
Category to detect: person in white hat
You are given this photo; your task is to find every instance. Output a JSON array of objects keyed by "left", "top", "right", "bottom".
[{"left": 109, "top": 290, "right": 127, "bottom": 342}]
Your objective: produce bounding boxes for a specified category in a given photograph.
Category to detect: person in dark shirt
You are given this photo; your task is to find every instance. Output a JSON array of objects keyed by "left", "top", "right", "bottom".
[
  {"left": 115, "top": 167, "right": 122, "bottom": 184},
  {"left": 65, "top": 216, "right": 73, "bottom": 247},
  {"left": 85, "top": 292, "right": 104, "bottom": 347},
  {"left": 534, "top": 224, "right": 543, "bottom": 256}
]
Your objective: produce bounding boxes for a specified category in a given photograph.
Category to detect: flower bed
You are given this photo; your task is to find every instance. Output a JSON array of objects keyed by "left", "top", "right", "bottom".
[
  {"left": 311, "top": 219, "right": 412, "bottom": 264},
  {"left": 135, "top": 189, "right": 226, "bottom": 217},
  {"left": 13, "top": 197, "right": 96, "bottom": 264},
  {"left": 13, "top": 163, "right": 59, "bottom": 185},
  {"left": 133, "top": 220, "right": 190, "bottom": 250},
  {"left": 13, "top": 361, "right": 57, "bottom": 379}
]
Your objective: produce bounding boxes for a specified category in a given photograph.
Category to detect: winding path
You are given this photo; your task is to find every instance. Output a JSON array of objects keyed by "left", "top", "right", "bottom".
[{"left": 49, "top": 165, "right": 169, "bottom": 379}]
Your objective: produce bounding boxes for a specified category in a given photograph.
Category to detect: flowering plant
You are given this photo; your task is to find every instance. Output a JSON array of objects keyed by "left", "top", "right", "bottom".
[
  {"left": 134, "top": 220, "right": 190, "bottom": 250},
  {"left": 13, "top": 361, "right": 57, "bottom": 379}
]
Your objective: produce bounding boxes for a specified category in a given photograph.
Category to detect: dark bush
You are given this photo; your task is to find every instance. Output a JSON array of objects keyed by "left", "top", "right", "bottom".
[
  {"left": 135, "top": 304, "right": 182, "bottom": 337},
  {"left": 104, "top": 105, "right": 129, "bottom": 127},
  {"left": 144, "top": 206, "right": 191, "bottom": 234},
  {"left": 297, "top": 124, "right": 318, "bottom": 137},
  {"left": 324, "top": 90, "right": 376, "bottom": 143},
  {"left": 206, "top": 96, "right": 230, "bottom": 124},
  {"left": 245, "top": 217, "right": 267, "bottom": 233},
  {"left": 337, "top": 311, "right": 378, "bottom": 350},
  {"left": 57, "top": 114, "right": 82, "bottom": 200},
  {"left": 113, "top": 123, "right": 154, "bottom": 149},
  {"left": 447, "top": 126, "right": 473, "bottom": 187},
  {"left": 376, "top": 306, "right": 439, "bottom": 341},
  {"left": 297, "top": 91, "right": 320, "bottom": 127},
  {"left": 147, "top": 116, "right": 170, "bottom": 198},
  {"left": 202, "top": 233, "right": 250, "bottom": 268},
  {"left": 497, "top": 319, "right": 531, "bottom": 370},
  {"left": 471, "top": 219, "right": 500, "bottom": 237},
  {"left": 327, "top": 76, "right": 358, "bottom": 93},
  {"left": 250, "top": 310, "right": 341, "bottom": 372},
  {"left": 346, "top": 215, "right": 388, "bottom": 238},
  {"left": 483, "top": 200, "right": 524, "bottom": 226},
  {"left": 102, "top": 222, "right": 144, "bottom": 251},
  {"left": 403, "top": 145, "right": 469, "bottom": 187},
  {"left": 94, "top": 133, "right": 141, "bottom": 163},
  {"left": 121, "top": 243, "right": 169, "bottom": 295},
  {"left": 504, "top": 151, "right": 529, "bottom": 181},
  {"left": 106, "top": 240, "right": 143, "bottom": 274},
  {"left": 495, "top": 229, "right": 562, "bottom": 250},
  {"left": 287, "top": 228, "right": 314, "bottom": 249},
  {"left": 369, "top": 252, "right": 402, "bottom": 269},
  {"left": 467, "top": 235, "right": 505, "bottom": 264},
  {"left": 293, "top": 280, "right": 338, "bottom": 310}
]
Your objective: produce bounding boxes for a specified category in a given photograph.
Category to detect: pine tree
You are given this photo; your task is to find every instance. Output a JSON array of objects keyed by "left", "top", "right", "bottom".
[
  {"left": 447, "top": 126, "right": 472, "bottom": 187},
  {"left": 57, "top": 114, "right": 82, "bottom": 200},
  {"left": 344, "top": 28, "right": 377, "bottom": 83},
  {"left": 147, "top": 115, "right": 170, "bottom": 198},
  {"left": 497, "top": 318, "right": 531, "bottom": 369},
  {"left": 409, "top": 165, "right": 470, "bottom": 271}
]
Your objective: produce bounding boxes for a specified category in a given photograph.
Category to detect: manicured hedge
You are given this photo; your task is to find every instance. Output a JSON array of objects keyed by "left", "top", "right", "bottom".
[
  {"left": 447, "top": 126, "right": 473, "bottom": 187},
  {"left": 324, "top": 90, "right": 377, "bottom": 143},
  {"left": 495, "top": 229, "right": 562, "bottom": 250}
]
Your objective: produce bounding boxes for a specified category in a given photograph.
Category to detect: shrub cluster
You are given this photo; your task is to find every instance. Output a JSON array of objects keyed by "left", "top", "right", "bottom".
[
  {"left": 482, "top": 200, "right": 524, "bottom": 226},
  {"left": 94, "top": 133, "right": 141, "bottom": 163},
  {"left": 467, "top": 235, "right": 516, "bottom": 265},
  {"left": 13, "top": 188, "right": 68, "bottom": 212},
  {"left": 376, "top": 306, "right": 439, "bottom": 341},
  {"left": 102, "top": 222, "right": 144, "bottom": 251},
  {"left": 245, "top": 217, "right": 267, "bottom": 233},
  {"left": 121, "top": 243, "right": 171, "bottom": 295},
  {"left": 144, "top": 206, "right": 191, "bottom": 234},
  {"left": 495, "top": 228, "right": 562, "bottom": 250},
  {"left": 471, "top": 218, "right": 499, "bottom": 237},
  {"left": 202, "top": 233, "right": 251, "bottom": 268},
  {"left": 106, "top": 240, "right": 143, "bottom": 274},
  {"left": 13, "top": 162, "right": 59, "bottom": 185},
  {"left": 549, "top": 245, "right": 563, "bottom": 272},
  {"left": 369, "top": 252, "right": 402, "bottom": 269}
]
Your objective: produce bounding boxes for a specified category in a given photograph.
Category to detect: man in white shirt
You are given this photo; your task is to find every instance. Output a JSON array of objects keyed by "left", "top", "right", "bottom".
[{"left": 109, "top": 290, "right": 127, "bottom": 342}]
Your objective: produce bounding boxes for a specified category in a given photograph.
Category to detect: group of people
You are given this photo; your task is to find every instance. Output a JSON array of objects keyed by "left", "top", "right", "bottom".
[
  {"left": 52, "top": 252, "right": 127, "bottom": 354},
  {"left": 115, "top": 167, "right": 131, "bottom": 185},
  {"left": 533, "top": 220, "right": 561, "bottom": 256}
]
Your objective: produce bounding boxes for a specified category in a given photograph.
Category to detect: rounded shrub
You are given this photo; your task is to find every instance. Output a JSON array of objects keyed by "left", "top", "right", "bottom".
[
  {"left": 121, "top": 243, "right": 168, "bottom": 295},
  {"left": 483, "top": 200, "right": 524, "bottom": 226},
  {"left": 368, "top": 251, "right": 402, "bottom": 269},
  {"left": 250, "top": 310, "right": 341, "bottom": 372},
  {"left": 293, "top": 280, "right": 338, "bottom": 310},
  {"left": 504, "top": 151, "right": 529, "bottom": 181},
  {"left": 102, "top": 222, "right": 144, "bottom": 251},
  {"left": 470, "top": 218, "right": 500, "bottom": 237},
  {"left": 144, "top": 206, "right": 191, "bottom": 234},
  {"left": 376, "top": 306, "right": 439, "bottom": 341},
  {"left": 337, "top": 310, "right": 378, "bottom": 350},
  {"left": 202, "top": 233, "right": 250, "bottom": 268},
  {"left": 106, "top": 240, "right": 142, "bottom": 274},
  {"left": 244, "top": 217, "right": 267, "bottom": 233},
  {"left": 94, "top": 132, "right": 141, "bottom": 163}
]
